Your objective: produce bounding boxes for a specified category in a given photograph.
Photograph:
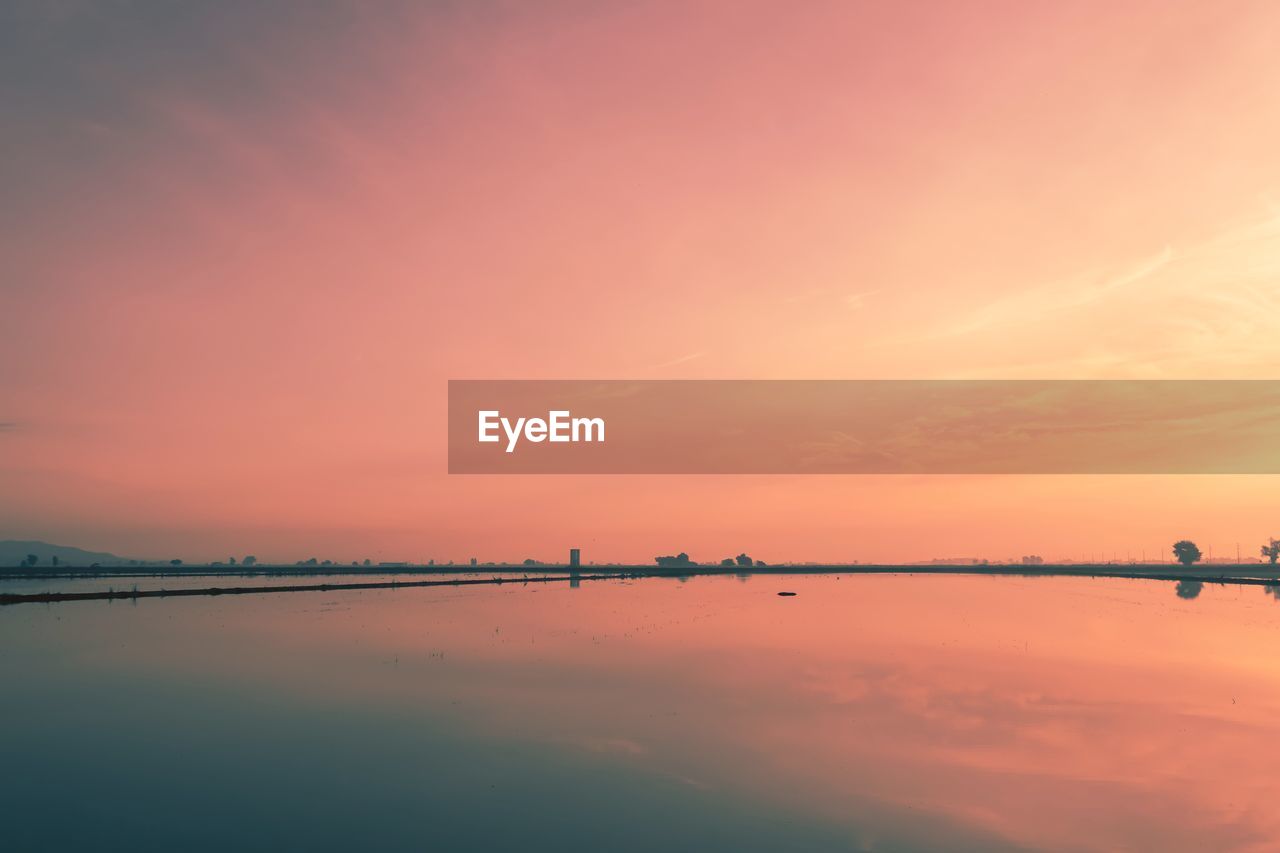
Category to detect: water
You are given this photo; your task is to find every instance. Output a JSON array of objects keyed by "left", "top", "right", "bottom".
[
  {"left": 0, "top": 571, "right": 491, "bottom": 596},
  {"left": 3, "top": 574, "right": 1279, "bottom": 851}
]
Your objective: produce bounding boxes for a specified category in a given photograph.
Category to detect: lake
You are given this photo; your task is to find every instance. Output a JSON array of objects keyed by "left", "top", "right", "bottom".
[{"left": 3, "top": 573, "right": 1278, "bottom": 851}]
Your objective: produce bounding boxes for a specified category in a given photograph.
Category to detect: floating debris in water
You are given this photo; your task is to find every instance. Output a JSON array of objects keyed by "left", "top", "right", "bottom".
[{"left": 777, "top": 591, "right": 797, "bottom": 597}]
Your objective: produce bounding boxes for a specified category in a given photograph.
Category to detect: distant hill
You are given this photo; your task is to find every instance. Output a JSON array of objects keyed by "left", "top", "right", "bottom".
[{"left": 0, "top": 540, "right": 131, "bottom": 568}]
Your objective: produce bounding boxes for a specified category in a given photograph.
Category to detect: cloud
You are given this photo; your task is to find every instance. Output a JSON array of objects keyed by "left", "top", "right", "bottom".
[
  {"left": 781, "top": 288, "right": 830, "bottom": 304},
  {"left": 844, "top": 289, "right": 881, "bottom": 310},
  {"left": 782, "top": 288, "right": 879, "bottom": 309},
  {"left": 649, "top": 351, "right": 704, "bottom": 370},
  {"left": 872, "top": 206, "right": 1280, "bottom": 378},
  {"left": 940, "top": 245, "right": 1174, "bottom": 340}
]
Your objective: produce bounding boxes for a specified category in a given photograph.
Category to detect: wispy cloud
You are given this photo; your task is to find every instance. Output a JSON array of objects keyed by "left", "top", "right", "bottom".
[
  {"left": 940, "top": 246, "right": 1174, "bottom": 340},
  {"left": 649, "top": 351, "right": 704, "bottom": 370},
  {"left": 781, "top": 287, "right": 829, "bottom": 304},
  {"left": 782, "top": 288, "right": 879, "bottom": 310},
  {"left": 876, "top": 207, "right": 1280, "bottom": 378},
  {"left": 844, "top": 289, "right": 881, "bottom": 310}
]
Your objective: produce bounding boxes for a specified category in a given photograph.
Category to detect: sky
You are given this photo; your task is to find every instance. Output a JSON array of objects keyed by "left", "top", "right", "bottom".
[{"left": 4, "top": 0, "right": 1280, "bottom": 564}]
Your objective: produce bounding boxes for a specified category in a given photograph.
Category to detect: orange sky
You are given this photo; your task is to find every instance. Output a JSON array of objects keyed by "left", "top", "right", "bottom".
[{"left": 4, "top": 1, "right": 1280, "bottom": 563}]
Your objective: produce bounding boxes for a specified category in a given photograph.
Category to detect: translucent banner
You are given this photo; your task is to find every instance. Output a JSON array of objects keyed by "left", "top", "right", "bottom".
[{"left": 447, "top": 380, "right": 1280, "bottom": 474}]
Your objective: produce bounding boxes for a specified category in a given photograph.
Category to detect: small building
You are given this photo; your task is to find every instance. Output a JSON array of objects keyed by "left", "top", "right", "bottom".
[{"left": 569, "top": 548, "right": 581, "bottom": 569}]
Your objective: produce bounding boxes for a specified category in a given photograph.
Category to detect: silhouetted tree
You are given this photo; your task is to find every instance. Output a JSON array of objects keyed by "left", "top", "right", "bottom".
[
  {"left": 363, "top": 558, "right": 372, "bottom": 567},
  {"left": 720, "top": 558, "right": 735, "bottom": 566},
  {"left": 25, "top": 554, "right": 37, "bottom": 567},
  {"left": 170, "top": 559, "right": 182, "bottom": 567},
  {"left": 1172, "top": 540, "right": 1202, "bottom": 566},
  {"left": 229, "top": 557, "right": 237, "bottom": 566},
  {"left": 655, "top": 552, "right": 695, "bottom": 568},
  {"left": 735, "top": 553, "right": 753, "bottom": 567},
  {"left": 1262, "top": 539, "right": 1280, "bottom": 565},
  {"left": 51, "top": 555, "right": 59, "bottom": 567},
  {"left": 1176, "top": 579, "right": 1203, "bottom": 599},
  {"left": 242, "top": 555, "right": 258, "bottom": 566}
]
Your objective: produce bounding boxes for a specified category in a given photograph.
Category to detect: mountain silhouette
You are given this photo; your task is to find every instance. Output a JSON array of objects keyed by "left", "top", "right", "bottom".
[{"left": 0, "top": 540, "right": 129, "bottom": 567}]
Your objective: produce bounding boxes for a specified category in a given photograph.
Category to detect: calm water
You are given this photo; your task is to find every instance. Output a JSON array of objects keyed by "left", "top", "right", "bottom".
[
  {"left": 3, "top": 574, "right": 1279, "bottom": 851},
  {"left": 0, "top": 571, "right": 490, "bottom": 596}
]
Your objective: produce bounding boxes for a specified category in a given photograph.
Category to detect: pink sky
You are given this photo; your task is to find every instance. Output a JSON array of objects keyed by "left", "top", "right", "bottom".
[{"left": 4, "top": 1, "right": 1280, "bottom": 563}]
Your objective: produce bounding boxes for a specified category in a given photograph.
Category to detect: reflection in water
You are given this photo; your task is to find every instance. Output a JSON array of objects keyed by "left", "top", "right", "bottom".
[
  {"left": 0, "top": 571, "right": 489, "bottom": 597},
  {"left": 1176, "top": 579, "right": 1204, "bottom": 599},
  {"left": 3, "top": 574, "right": 1280, "bottom": 851},
  {"left": 1265, "top": 582, "right": 1280, "bottom": 601}
]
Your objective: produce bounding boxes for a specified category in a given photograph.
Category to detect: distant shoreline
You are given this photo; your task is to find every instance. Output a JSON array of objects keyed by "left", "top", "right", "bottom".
[
  {"left": 3, "top": 563, "right": 1279, "bottom": 606},
  {"left": 5, "top": 562, "right": 1280, "bottom": 579}
]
